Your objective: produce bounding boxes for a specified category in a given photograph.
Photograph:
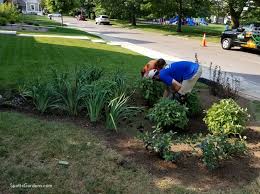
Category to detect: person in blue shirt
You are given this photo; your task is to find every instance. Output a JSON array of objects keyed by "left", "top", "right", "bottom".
[{"left": 147, "top": 61, "right": 202, "bottom": 99}]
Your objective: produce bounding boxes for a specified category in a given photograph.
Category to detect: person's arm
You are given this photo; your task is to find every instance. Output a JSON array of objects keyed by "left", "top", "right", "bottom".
[{"left": 171, "top": 79, "right": 182, "bottom": 92}]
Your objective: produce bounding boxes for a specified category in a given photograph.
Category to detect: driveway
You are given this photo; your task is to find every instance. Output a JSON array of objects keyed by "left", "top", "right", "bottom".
[{"left": 56, "top": 17, "right": 260, "bottom": 99}]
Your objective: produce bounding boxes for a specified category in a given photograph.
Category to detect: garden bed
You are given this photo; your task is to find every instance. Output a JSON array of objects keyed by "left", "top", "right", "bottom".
[{"left": 1, "top": 84, "right": 259, "bottom": 192}]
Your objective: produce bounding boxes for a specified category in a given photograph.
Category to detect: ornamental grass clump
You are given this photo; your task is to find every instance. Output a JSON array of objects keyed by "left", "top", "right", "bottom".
[
  {"left": 204, "top": 99, "right": 250, "bottom": 135},
  {"left": 28, "top": 81, "right": 54, "bottom": 114},
  {"left": 85, "top": 82, "right": 109, "bottom": 123},
  {"left": 148, "top": 98, "right": 189, "bottom": 129},
  {"left": 106, "top": 93, "right": 141, "bottom": 131}
]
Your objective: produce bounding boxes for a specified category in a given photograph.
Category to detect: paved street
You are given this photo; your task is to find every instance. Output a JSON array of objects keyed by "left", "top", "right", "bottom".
[{"left": 57, "top": 17, "right": 260, "bottom": 99}]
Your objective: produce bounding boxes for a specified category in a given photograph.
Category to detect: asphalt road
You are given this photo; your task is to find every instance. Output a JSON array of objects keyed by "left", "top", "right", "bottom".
[{"left": 57, "top": 17, "right": 260, "bottom": 99}]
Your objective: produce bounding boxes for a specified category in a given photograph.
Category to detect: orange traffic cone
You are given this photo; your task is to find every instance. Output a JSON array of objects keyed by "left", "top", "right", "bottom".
[{"left": 201, "top": 33, "right": 207, "bottom": 47}]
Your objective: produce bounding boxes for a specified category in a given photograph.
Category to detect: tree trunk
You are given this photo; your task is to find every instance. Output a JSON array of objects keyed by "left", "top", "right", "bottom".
[
  {"left": 231, "top": 16, "right": 240, "bottom": 29},
  {"left": 131, "top": 11, "right": 136, "bottom": 26},
  {"left": 177, "top": 0, "right": 182, "bottom": 32}
]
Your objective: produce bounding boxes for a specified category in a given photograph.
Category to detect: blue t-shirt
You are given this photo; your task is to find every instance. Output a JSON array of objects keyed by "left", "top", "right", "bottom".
[{"left": 159, "top": 61, "right": 199, "bottom": 86}]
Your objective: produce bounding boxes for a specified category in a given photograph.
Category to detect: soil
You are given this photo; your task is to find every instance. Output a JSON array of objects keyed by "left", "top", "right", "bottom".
[{"left": 0, "top": 87, "right": 259, "bottom": 192}]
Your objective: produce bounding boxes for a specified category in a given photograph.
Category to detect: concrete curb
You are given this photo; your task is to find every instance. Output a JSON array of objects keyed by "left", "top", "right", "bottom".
[
  {"left": 17, "top": 34, "right": 91, "bottom": 40},
  {"left": 0, "top": 30, "right": 16, "bottom": 35}
]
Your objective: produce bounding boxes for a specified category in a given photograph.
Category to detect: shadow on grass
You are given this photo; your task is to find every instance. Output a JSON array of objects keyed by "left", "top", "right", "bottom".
[{"left": 0, "top": 34, "right": 149, "bottom": 90}]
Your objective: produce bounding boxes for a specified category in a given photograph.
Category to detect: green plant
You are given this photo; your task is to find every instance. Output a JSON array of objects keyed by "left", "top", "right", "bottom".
[
  {"left": 0, "top": 3, "right": 20, "bottom": 24},
  {"left": 51, "top": 70, "right": 87, "bottom": 116},
  {"left": 0, "top": 16, "right": 7, "bottom": 26},
  {"left": 200, "top": 134, "right": 247, "bottom": 170},
  {"left": 148, "top": 98, "right": 189, "bottom": 129},
  {"left": 139, "top": 127, "right": 179, "bottom": 161},
  {"left": 185, "top": 91, "right": 202, "bottom": 117},
  {"left": 204, "top": 99, "right": 250, "bottom": 135},
  {"left": 209, "top": 64, "right": 240, "bottom": 99},
  {"left": 85, "top": 83, "right": 108, "bottom": 123},
  {"left": 28, "top": 81, "right": 54, "bottom": 114},
  {"left": 82, "top": 67, "right": 103, "bottom": 84},
  {"left": 139, "top": 78, "right": 164, "bottom": 106},
  {"left": 111, "top": 70, "right": 127, "bottom": 95},
  {"left": 106, "top": 93, "right": 141, "bottom": 131}
]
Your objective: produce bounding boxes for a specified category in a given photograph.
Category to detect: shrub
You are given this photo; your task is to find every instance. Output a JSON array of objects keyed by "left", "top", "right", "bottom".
[
  {"left": 185, "top": 91, "right": 202, "bottom": 117},
  {"left": 28, "top": 81, "right": 54, "bottom": 114},
  {"left": 139, "top": 78, "right": 164, "bottom": 106},
  {"left": 0, "top": 17, "right": 7, "bottom": 26},
  {"left": 139, "top": 127, "right": 179, "bottom": 161},
  {"left": 148, "top": 98, "right": 189, "bottom": 129},
  {"left": 200, "top": 134, "right": 247, "bottom": 170},
  {"left": 106, "top": 93, "right": 141, "bottom": 131},
  {"left": 0, "top": 3, "right": 20, "bottom": 24},
  {"left": 204, "top": 99, "right": 250, "bottom": 135}
]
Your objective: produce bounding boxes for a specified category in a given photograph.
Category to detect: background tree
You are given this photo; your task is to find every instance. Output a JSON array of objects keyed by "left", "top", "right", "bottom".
[
  {"left": 224, "top": 0, "right": 248, "bottom": 28},
  {"left": 45, "top": 0, "right": 78, "bottom": 25}
]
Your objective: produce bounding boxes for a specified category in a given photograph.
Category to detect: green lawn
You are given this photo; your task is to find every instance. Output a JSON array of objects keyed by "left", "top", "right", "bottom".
[
  {"left": 0, "top": 111, "right": 195, "bottom": 194},
  {"left": 17, "top": 27, "right": 101, "bottom": 39},
  {"left": 111, "top": 20, "right": 225, "bottom": 43},
  {"left": 21, "top": 15, "right": 62, "bottom": 27},
  {"left": 0, "top": 34, "right": 148, "bottom": 90}
]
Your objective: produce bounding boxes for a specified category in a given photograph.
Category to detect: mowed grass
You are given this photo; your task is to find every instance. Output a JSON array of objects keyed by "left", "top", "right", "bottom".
[
  {"left": 21, "top": 15, "right": 62, "bottom": 27},
  {"left": 0, "top": 34, "right": 149, "bottom": 90},
  {"left": 17, "top": 27, "right": 101, "bottom": 39},
  {"left": 111, "top": 20, "right": 224, "bottom": 43},
  {"left": 0, "top": 111, "right": 194, "bottom": 194}
]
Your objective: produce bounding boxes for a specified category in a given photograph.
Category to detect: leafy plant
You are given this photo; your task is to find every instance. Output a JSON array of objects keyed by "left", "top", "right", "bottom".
[
  {"left": 139, "top": 78, "right": 164, "bottom": 106},
  {"left": 204, "top": 99, "right": 250, "bottom": 135},
  {"left": 139, "top": 127, "right": 179, "bottom": 161},
  {"left": 85, "top": 84, "right": 108, "bottom": 123},
  {"left": 82, "top": 67, "right": 103, "bottom": 84},
  {"left": 200, "top": 134, "right": 247, "bottom": 170},
  {"left": 209, "top": 64, "right": 240, "bottom": 99},
  {"left": 111, "top": 70, "right": 127, "bottom": 95},
  {"left": 106, "top": 93, "right": 141, "bottom": 131},
  {"left": 0, "top": 16, "right": 7, "bottom": 26},
  {"left": 28, "top": 81, "right": 54, "bottom": 114},
  {"left": 51, "top": 70, "right": 87, "bottom": 116},
  {"left": 185, "top": 91, "right": 202, "bottom": 117},
  {"left": 0, "top": 3, "right": 20, "bottom": 24},
  {"left": 148, "top": 98, "right": 189, "bottom": 129}
]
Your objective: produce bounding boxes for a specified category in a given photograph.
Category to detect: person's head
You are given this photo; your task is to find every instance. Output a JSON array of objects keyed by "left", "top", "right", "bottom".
[
  {"left": 155, "top": 58, "right": 166, "bottom": 70},
  {"left": 146, "top": 69, "right": 160, "bottom": 80}
]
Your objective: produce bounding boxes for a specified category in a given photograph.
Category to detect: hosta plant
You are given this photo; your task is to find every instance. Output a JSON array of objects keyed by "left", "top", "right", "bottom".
[
  {"left": 106, "top": 93, "right": 141, "bottom": 131},
  {"left": 139, "top": 78, "right": 164, "bottom": 106},
  {"left": 139, "top": 127, "right": 179, "bottom": 161},
  {"left": 148, "top": 98, "right": 189, "bottom": 129},
  {"left": 204, "top": 99, "right": 250, "bottom": 135},
  {"left": 200, "top": 134, "right": 247, "bottom": 170},
  {"left": 185, "top": 91, "right": 202, "bottom": 117}
]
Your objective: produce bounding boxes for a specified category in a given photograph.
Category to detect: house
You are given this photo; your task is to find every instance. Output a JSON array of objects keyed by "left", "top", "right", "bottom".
[{"left": 14, "top": 0, "right": 42, "bottom": 14}]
